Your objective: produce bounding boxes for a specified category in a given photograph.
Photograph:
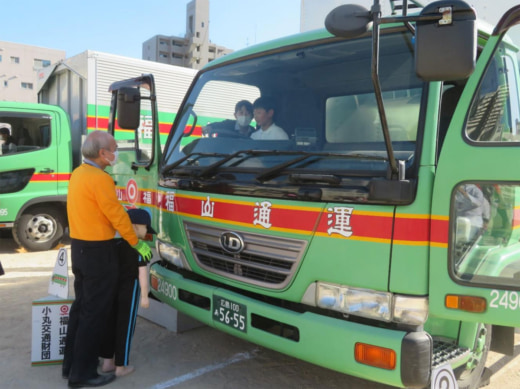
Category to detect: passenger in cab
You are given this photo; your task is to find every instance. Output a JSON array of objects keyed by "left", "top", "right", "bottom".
[{"left": 250, "top": 97, "right": 289, "bottom": 140}]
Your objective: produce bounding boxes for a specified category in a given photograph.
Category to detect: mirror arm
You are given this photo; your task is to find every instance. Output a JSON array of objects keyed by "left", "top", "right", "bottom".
[
  {"left": 379, "top": 14, "right": 442, "bottom": 25},
  {"left": 370, "top": 0, "right": 399, "bottom": 179},
  {"left": 368, "top": 4, "right": 444, "bottom": 179},
  {"left": 404, "top": 21, "right": 416, "bottom": 35},
  {"left": 108, "top": 91, "right": 118, "bottom": 136}
]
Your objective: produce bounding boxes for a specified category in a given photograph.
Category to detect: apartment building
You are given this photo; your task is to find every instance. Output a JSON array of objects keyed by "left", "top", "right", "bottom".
[
  {"left": 142, "top": 0, "right": 232, "bottom": 70},
  {"left": 0, "top": 41, "right": 65, "bottom": 102}
]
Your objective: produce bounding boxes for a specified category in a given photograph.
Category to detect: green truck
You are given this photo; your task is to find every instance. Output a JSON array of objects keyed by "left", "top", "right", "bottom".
[
  {"left": 86, "top": 0, "right": 520, "bottom": 387},
  {"left": 0, "top": 102, "right": 71, "bottom": 251},
  {"left": 0, "top": 51, "right": 195, "bottom": 251}
]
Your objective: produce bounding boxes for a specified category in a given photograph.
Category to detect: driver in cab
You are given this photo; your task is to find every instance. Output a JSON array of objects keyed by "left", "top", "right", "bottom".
[{"left": 203, "top": 100, "right": 256, "bottom": 137}]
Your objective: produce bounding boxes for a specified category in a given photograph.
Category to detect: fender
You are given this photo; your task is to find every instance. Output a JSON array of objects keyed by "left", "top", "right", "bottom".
[{"left": 15, "top": 195, "right": 68, "bottom": 224}]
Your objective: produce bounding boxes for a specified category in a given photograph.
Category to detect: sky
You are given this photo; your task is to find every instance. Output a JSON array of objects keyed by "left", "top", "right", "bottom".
[
  {"left": 1, "top": 0, "right": 302, "bottom": 59},
  {"left": 1, "top": 0, "right": 517, "bottom": 61}
]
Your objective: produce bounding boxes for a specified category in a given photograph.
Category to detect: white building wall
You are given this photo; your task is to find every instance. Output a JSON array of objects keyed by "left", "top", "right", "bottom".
[{"left": 0, "top": 41, "right": 65, "bottom": 102}]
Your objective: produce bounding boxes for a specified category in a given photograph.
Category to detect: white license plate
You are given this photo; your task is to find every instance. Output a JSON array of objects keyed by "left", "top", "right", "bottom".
[{"left": 212, "top": 295, "right": 247, "bottom": 332}]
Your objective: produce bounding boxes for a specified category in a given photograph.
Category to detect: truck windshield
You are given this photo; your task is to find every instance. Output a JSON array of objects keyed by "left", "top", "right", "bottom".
[{"left": 162, "top": 30, "right": 424, "bottom": 203}]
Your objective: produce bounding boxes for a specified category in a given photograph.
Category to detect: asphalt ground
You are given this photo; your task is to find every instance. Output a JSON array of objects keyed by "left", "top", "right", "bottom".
[{"left": 1, "top": 232, "right": 519, "bottom": 389}]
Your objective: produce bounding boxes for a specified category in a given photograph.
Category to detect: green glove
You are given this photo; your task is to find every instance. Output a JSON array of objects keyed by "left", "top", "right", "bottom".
[{"left": 132, "top": 240, "right": 153, "bottom": 262}]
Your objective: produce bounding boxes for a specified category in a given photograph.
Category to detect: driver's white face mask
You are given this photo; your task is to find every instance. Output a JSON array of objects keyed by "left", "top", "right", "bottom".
[{"left": 236, "top": 115, "right": 252, "bottom": 127}]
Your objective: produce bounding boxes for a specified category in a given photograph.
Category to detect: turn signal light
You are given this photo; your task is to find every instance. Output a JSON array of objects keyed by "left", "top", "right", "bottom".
[
  {"left": 354, "top": 343, "right": 396, "bottom": 370},
  {"left": 445, "top": 295, "right": 486, "bottom": 313},
  {"left": 150, "top": 275, "right": 159, "bottom": 291}
]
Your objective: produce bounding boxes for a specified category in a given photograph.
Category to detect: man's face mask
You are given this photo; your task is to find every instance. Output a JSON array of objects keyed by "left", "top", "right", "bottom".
[
  {"left": 236, "top": 114, "right": 252, "bottom": 127},
  {"left": 105, "top": 150, "right": 119, "bottom": 167}
]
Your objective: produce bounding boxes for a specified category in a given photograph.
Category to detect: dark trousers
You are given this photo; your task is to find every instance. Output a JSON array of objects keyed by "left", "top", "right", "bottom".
[
  {"left": 63, "top": 239, "right": 118, "bottom": 382},
  {"left": 100, "top": 240, "right": 140, "bottom": 366}
]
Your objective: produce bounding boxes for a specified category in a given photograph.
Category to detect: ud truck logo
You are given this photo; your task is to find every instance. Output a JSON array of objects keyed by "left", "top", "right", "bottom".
[{"left": 220, "top": 232, "right": 245, "bottom": 254}]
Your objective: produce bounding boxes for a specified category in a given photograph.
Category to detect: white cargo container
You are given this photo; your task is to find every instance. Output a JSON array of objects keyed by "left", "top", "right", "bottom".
[{"left": 37, "top": 50, "right": 197, "bottom": 166}]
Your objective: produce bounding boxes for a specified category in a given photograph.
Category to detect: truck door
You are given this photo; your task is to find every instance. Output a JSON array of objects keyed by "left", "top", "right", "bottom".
[
  {"left": 107, "top": 75, "right": 161, "bottom": 235},
  {"left": 430, "top": 17, "right": 520, "bottom": 327}
]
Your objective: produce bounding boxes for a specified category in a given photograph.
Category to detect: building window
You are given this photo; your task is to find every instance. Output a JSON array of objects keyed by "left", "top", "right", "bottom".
[
  {"left": 10, "top": 56, "right": 20, "bottom": 64},
  {"left": 4, "top": 81, "right": 8, "bottom": 87},
  {"left": 201, "top": 22, "right": 205, "bottom": 28},
  {"left": 21, "top": 82, "right": 34, "bottom": 89},
  {"left": 159, "top": 53, "right": 168, "bottom": 59},
  {"left": 196, "top": 32, "right": 200, "bottom": 38},
  {"left": 34, "top": 58, "right": 51, "bottom": 68},
  {"left": 0, "top": 55, "right": 2, "bottom": 62}
]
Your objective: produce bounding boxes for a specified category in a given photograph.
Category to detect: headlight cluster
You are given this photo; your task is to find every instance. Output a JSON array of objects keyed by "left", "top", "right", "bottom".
[
  {"left": 316, "top": 282, "right": 428, "bottom": 325},
  {"left": 156, "top": 240, "right": 190, "bottom": 270}
]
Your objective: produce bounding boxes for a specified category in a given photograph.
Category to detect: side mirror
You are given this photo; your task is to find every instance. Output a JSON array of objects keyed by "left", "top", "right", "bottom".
[
  {"left": 325, "top": 4, "right": 371, "bottom": 38},
  {"left": 415, "top": 0, "right": 476, "bottom": 81},
  {"left": 117, "top": 87, "right": 141, "bottom": 129}
]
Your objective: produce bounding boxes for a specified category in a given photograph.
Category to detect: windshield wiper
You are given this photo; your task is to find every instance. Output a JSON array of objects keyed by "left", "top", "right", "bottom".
[
  {"left": 289, "top": 173, "right": 341, "bottom": 185},
  {"left": 256, "top": 152, "right": 388, "bottom": 182},
  {"left": 161, "top": 152, "right": 229, "bottom": 173},
  {"left": 196, "top": 150, "right": 306, "bottom": 179}
]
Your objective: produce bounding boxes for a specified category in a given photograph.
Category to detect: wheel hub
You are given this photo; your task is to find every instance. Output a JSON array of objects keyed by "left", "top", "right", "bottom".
[{"left": 27, "top": 215, "right": 56, "bottom": 242}]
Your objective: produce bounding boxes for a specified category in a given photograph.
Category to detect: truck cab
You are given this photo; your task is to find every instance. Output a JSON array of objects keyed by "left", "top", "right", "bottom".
[
  {"left": 110, "top": 1, "right": 520, "bottom": 388},
  {"left": 0, "top": 102, "right": 71, "bottom": 251}
]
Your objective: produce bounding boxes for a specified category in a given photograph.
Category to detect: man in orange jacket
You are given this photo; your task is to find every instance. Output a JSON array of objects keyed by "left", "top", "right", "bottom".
[{"left": 63, "top": 130, "right": 152, "bottom": 388}]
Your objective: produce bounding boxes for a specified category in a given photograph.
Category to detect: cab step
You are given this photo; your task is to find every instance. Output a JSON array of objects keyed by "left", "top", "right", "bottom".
[{"left": 432, "top": 339, "right": 470, "bottom": 369}]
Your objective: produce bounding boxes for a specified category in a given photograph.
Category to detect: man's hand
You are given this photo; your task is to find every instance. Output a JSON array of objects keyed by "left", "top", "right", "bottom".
[{"left": 132, "top": 240, "right": 153, "bottom": 262}]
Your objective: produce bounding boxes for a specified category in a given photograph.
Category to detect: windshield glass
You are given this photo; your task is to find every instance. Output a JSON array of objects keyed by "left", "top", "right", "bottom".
[{"left": 162, "top": 30, "right": 424, "bottom": 202}]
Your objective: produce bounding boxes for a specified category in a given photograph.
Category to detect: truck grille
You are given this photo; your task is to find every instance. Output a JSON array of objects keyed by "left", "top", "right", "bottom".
[{"left": 184, "top": 222, "right": 307, "bottom": 289}]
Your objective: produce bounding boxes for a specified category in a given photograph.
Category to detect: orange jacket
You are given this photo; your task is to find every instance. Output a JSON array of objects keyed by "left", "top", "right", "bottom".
[{"left": 67, "top": 163, "right": 138, "bottom": 246}]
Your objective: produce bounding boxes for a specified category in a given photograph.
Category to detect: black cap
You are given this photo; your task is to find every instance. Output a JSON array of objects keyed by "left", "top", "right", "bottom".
[{"left": 127, "top": 208, "right": 157, "bottom": 234}]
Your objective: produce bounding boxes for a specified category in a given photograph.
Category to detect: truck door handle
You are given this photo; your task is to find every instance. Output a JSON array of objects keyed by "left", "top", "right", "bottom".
[{"left": 39, "top": 168, "right": 55, "bottom": 173}]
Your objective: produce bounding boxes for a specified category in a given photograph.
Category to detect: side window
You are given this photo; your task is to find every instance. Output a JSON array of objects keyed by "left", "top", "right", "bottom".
[
  {"left": 504, "top": 55, "right": 520, "bottom": 137},
  {"left": 451, "top": 182, "right": 520, "bottom": 289},
  {"left": 136, "top": 87, "right": 153, "bottom": 164},
  {"left": 466, "top": 26, "right": 520, "bottom": 142},
  {"left": 0, "top": 115, "right": 51, "bottom": 156}
]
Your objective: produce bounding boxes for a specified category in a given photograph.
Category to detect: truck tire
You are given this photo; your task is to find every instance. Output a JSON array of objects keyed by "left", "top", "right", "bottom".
[
  {"left": 454, "top": 324, "right": 492, "bottom": 389},
  {"left": 13, "top": 205, "right": 65, "bottom": 252}
]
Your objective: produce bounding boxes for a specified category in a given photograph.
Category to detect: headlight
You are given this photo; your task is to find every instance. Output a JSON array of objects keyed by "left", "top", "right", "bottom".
[
  {"left": 317, "top": 283, "right": 343, "bottom": 310},
  {"left": 344, "top": 287, "right": 392, "bottom": 322},
  {"left": 393, "top": 295, "right": 428, "bottom": 325},
  {"left": 156, "top": 240, "right": 190, "bottom": 270},
  {"left": 316, "top": 282, "right": 428, "bottom": 325},
  {"left": 317, "top": 282, "right": 391, "bottom": 322}
]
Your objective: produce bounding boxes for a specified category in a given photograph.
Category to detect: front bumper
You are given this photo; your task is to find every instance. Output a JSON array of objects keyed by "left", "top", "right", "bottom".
[{"left": 150, "top": 263, "right": 431, "bottom": 388}]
